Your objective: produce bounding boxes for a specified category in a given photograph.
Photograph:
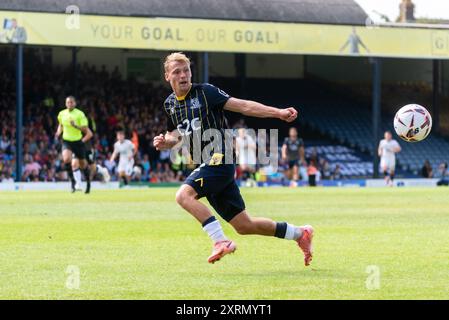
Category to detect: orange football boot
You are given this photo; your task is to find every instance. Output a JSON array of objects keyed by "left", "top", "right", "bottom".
[
  {"left": 207, "top": 240, "right": 237, "bottom": 264},
  {"left": 297, "top": 225, "right": 314, "bottom": 266}
]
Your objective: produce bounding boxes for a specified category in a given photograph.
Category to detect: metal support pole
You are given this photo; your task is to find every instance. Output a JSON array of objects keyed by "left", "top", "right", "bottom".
[
  {"left": 203, "top": 52, "right": 209, "bottom": 83},
  {"left": 371, "top": 58, "right": 382, "bottom": 179},
  {"left": 72, "top": 47, "right": 78, "bottom": 96},
  {"left": 15, "top": 44, "right": 23, "bottom": 182},
  {"left": 235, "top": 53, "right": 246, "bottom": 98},
  {"left": 432, "top": 60, "right": 441, "bottom": 133}
]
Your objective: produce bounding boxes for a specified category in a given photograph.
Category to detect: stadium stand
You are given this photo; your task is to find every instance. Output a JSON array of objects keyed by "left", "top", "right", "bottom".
[
  {"left": 297, "top": 84, "right": 449, "bottom": 175},
  {"left": 304, "top": 143, "right": 373, "bottom": 178}
]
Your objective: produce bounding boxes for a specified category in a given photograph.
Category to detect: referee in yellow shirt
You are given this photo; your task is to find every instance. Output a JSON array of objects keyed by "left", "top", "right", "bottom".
[{"left": 55, "top": 96, "right": 93, "bottom": 193}]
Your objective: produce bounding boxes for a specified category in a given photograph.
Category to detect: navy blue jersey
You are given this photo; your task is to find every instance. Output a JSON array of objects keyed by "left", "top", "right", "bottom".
[
  {"left": 283, "top": 137, "right": 304, "bottom": 161},
  {"left": 164, "top": 83, "right": 232, "bottom": 164}
]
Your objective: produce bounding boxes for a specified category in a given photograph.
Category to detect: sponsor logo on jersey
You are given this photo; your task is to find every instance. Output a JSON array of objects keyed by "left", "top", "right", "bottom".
[{"left": 190, "top": 97, "right": 202, "bottom": 109}]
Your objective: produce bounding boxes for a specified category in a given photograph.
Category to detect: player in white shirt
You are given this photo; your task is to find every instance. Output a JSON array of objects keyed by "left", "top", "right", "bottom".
[
  {"left": 110, "top": 129, "right": 136, "bottom": 186},
  {"left": 378, "top": 131, "right": 401, "bottom": 186},
  {"left": 235, "top": 128, "right": 257, "bottom": 176}
]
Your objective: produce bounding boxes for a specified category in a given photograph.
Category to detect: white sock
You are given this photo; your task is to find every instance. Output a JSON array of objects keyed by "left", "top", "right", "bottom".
[
  {"left": 285, "top": 223, "right": 302, "bottom": 240},
  {"left": 203, "top": 220, "right": 227, "bottom": 243},
  {"left": 74, "top": 169, "right": 82, "bottom": 185}
]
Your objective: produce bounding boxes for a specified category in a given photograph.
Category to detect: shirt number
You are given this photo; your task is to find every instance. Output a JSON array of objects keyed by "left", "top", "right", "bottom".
[{"left": 177, "top": 117, "right": 201, "bottom": 136}]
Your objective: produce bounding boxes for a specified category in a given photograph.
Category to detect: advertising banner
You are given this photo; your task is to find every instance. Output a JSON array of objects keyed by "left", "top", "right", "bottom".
[{"left": 1, "top": 11, "right": 449, "bottom": 59}]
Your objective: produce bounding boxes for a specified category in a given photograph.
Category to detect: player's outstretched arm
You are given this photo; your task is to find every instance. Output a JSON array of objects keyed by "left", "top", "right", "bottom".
[
  {"left": 299, "top": 145, "right": 305, "bottom": 163},
  {"left": 110, "top": 150, "right": 117, "bottom": 163},
  {"left": 153, "top": 130, "right": 181, "bottom": 151},
  {"left": 339, "top": 39, "right": 350, "bottom": 52},
  {"left": 281, "top": 143, "right": 288, "bottom": 161},
  {"left": 358, "top": 39, "right": 370, "bottom": 53},
  {"left": 224, "top": 97, "right": 298, "bottom": 122}
]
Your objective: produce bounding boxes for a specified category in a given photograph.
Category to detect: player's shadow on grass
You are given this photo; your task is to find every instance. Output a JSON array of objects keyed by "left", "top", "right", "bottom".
[{"left": 221, "top": 268, "right": 335, "bottom": 277}]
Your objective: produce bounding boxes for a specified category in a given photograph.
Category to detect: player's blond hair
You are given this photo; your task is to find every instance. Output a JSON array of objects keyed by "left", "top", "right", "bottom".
[{"left": 164, "top": 52, "right": 190, "bottom": 72}]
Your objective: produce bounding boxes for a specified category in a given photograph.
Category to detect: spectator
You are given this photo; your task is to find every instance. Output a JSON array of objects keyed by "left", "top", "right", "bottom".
[
  {"left": 421, "top": 160, "right": 433, "bottom": 178},
  {"left": 436, "top": 162, "right": 448, "bottom": 186},
  {"left": 141, "top": 154, "right": 151, "bottom": 180},
  {"left": 104, "top": 152, "right": 116, "bottom": 177},
  {"left": 22, "top": 153, "right": 41, "bottom": 181},
  {"left": 331, "top": 164, "right": 343, "bottom": 180},
  {"left": 1, "top": 170, "right": 14, "bottom": 183},
  {"left": 307, "top": 159, "right": 318, "bottom": 187},
  {"left": 159, "top": 149, "right": 171, "bottom": 172},
  {"left": 308, "top": 147, "right": 320, "bottom": 167},
  {"left": 0, "top": 134, "right": 11, "bottom": 153},
  {"left": 320, "top": 159, "right": 331, "bottom": 180}
]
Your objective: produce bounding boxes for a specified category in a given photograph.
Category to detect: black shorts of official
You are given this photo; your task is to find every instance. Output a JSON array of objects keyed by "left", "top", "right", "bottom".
[
  {"left": 184, "top": 164, "right": 246, "bottom": 222},
  {"left": 72, "top": 148, "right": 95, "bottom": 165},
  {"left": 62, "top": 140, "right": 86, "bottom": 160},
  {"left": 288, "top": 159, "right": 299, "bottom": 169}
]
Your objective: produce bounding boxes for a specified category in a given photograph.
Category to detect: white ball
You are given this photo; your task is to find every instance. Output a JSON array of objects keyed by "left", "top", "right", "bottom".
[{"left": 393, "top": 104, "right": 432, "bottom": 142}]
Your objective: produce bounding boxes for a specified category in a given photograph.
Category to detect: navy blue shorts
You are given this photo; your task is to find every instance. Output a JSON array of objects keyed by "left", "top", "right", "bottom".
[
  {"left": 288, "top": 159, "right": 299, "bottom": 169},
  {"left": 184, "top": 164, "right": 246, "bottom": 222}
]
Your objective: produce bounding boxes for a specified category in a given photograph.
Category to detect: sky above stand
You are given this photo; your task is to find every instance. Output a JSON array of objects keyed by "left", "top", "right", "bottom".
[{"left": 354, "top": 0, "right": 449, "bottom": 21}]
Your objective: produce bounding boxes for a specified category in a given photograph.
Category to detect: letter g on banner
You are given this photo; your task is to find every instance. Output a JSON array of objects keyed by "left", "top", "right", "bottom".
[{"left": 65, "top": 5, "right": 80, "bottom": 30}]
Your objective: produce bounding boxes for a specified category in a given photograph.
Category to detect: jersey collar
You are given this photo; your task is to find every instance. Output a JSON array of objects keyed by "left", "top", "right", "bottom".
[{"left": 175, "top": 84, "right": 193, "bottom": 101}]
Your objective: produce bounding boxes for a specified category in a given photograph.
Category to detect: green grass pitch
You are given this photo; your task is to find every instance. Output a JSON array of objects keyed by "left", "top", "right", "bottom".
[{"left": 0, "top": 187, "right": 448, "bottom": 299}]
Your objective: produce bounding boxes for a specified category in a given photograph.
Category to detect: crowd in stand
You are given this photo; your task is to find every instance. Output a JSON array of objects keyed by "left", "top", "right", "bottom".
[
  {"left": 421, "top": 160, "right": 449, "bottom": 186},
  {"left": 0, "top": 48, "right": 184, "bottom": 183}
]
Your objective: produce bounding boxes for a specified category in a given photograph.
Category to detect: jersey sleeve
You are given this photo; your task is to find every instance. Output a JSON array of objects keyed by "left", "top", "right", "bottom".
[
  {"left": 298, "top": 138, "right": 304, "bottom": 147},
  {"left": 78, "top": 111, "right": 88, "bottom": 127},
  {"left": 203, "top": 83, "right": 231, "bottom": 110},
  {"left": 166, "top": 116, "right": 176, "bottom": 132},
  {"left": 57, "top": 111, "right": 62, "bottom": 125},
  {"left": 282, "top": 137, "right": 289, "bottom": 147},
  {"left": 164, "top": 99, "right": 176, "bottom": 132}
]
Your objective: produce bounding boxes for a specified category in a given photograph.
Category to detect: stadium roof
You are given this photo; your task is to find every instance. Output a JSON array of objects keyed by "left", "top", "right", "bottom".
[{"left": 1, "top": 0, "right": 368, "bottom": 25}]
